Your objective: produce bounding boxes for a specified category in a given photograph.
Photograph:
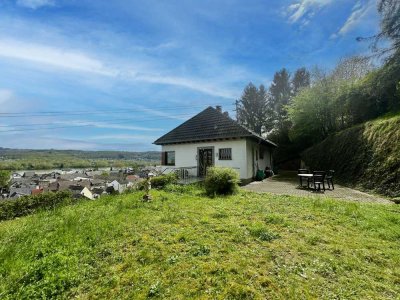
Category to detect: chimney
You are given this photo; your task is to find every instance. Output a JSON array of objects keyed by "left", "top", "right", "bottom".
[
  {"left": 223, "top": 111, "right": 229, "bottom": 117},
  {"left": 215, "top": 105, "right": 222, "bottom": 113}
]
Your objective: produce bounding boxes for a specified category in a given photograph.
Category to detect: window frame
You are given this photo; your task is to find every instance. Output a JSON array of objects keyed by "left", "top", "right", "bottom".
[
  {"left": 163, "top": 151, "right": 176, "bottom": 166},
  {"left": 218, "top": 148, "right": 232, "bottom": 160}
]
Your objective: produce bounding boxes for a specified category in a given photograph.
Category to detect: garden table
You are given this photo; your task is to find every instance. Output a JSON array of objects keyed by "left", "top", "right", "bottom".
[{"left": 297, "top": 173, "right": 313, "bottom": 188}]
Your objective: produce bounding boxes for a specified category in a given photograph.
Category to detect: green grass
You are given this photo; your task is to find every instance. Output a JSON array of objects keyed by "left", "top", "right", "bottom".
[{"left": 0, "top": 187, "right": 399, "bottom": 299}]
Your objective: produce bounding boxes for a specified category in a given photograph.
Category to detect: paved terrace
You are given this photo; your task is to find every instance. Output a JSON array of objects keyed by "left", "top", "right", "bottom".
[{"left": 243, "top": 172, "right": 392, "bottom": 204}]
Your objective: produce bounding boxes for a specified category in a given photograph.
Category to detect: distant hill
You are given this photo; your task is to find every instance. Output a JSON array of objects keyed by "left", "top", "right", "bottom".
[
  {"left": 0, "top": 148, "right": 160, "bottom": 161},
  {"left": 301, "top": 113, "right": 400, "bottom": 198},
  {"left": 0, "top": 149, "right": 161, "bottom": 170}
]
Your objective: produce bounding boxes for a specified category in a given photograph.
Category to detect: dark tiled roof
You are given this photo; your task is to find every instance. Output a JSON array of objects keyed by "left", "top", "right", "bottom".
[{"left": 154, "top": 106, "right": 277, "bottom": 147}]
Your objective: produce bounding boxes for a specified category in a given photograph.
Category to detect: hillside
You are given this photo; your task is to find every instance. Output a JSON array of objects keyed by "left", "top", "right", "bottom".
[
  {"left": 0, "top": 148, "right": 160, "bottom": 161},
  {"left": 301, "top": 113, "right": 400, "bottom": 198},
  {"left": 0, "top": 188, "right": 399, "bottom": 299},
  {"left": 0, "top": 149, "right": 160, "bottom": 170}
]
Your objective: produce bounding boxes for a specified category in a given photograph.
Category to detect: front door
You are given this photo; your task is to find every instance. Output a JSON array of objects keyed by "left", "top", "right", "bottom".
[{"left": 198, "top": 147, "right": 214, "bottom": 177}]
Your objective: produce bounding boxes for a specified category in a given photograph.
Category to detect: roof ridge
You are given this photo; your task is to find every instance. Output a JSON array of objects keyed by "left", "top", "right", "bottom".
[
  {"left": 153, "top": 106, "right": 214, "bottom": 144},
  {"left": 153, "top": 106, "right": 277, "bottom": 147}
]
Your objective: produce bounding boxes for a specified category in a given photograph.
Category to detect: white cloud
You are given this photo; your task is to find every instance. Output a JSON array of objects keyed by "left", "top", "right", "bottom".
[
  {"left": 16, "top": 0, "right": 54, "bottom": 9},
  {"left": 0, "top": 39, "right": 116, "bottom": 76},
  {"left": 333, "top": 0, "right": 376, "bottom": 38},
  {"left": 88, "top": 134, "right": 159, "bottom": 141},
  {"left": 131, "top": 104, "right": 192, "bottom": 121},
  {"left": 133, "top": 74, "right": 236, "bottom": 99},
  {"left": 0, "top": 38, "right": 235, "bottom": 98},
  {"left": 286, "top": 0, "right": 333, "bottom": 24},
  {"left": 55, "top": 120, "right": 163, "bottom": 131},
  {"left": 0, "top": 134, "right": 159, "bottom": 150}
]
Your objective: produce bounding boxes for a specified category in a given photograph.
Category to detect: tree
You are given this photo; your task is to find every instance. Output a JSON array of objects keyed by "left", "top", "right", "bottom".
[
  {"left": 330, "top": 56, "right": 374, "bottom": 128},
  {"left": 292, "top": 67, "right": 311, "bottom": 96},
  {"left": 236, "top": 83, "right": 269, "bottom": 135},
  {"left": 288, "top": 76, "right": 335, "bottom": 147},
  {"left": 377, "top": 0, "right": 400, "bottom": 53},
  {"left": 359, "top": 0, "right": 400, "bottom": 57},
  {"left": 0, "top": 170, "right": 11, "bottom": 194},
  {"left": 331, "top": 56, "right": 372, "bottom": 82},
  {"left": 269, "top": 68, "right": 291, "bottom": 128}
]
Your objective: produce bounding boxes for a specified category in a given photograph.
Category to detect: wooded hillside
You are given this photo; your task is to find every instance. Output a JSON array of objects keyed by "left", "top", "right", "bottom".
[{"left": 301, "top": 113, "right": 400, "bottom": 197}]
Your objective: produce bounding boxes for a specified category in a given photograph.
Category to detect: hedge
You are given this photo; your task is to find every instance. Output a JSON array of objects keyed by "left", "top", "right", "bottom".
[{"left": 0, "top": 191, "right": 76, "bottom": 221}]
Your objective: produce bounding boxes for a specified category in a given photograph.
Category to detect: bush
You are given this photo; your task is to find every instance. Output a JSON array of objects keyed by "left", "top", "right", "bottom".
[
  {"left": 149, "top": 173, "right": 178, "bottom": 189},
  {"left": 204, "top": 167, "right": 240, "bottom": 196},
  {"left": 0, "top": 191, "right": 74, "bottom": 221}
]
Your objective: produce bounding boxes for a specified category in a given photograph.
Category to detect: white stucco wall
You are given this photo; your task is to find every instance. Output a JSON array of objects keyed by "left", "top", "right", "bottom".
[
  {"left": 80, "top": 187, "right": 94, "bottom": 200},
  {"left": 161, "top": 139, "right": 250, "bottom": 179},
  {"left": 246, "top": 139, "right": 273, "bottom": 178}
]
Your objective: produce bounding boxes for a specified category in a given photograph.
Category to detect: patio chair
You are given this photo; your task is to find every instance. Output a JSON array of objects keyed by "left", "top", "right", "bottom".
[
  {"left": 298, "top": 169, "right": 310, "bottom": 188},
  {"left": 312, "top": 171, "right": 326, "bottom": 191},
  {"left": 325, "top": 170, "right": 335, "bottom": 190}
]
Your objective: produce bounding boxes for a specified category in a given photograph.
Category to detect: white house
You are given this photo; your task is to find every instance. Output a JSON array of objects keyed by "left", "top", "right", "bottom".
[
  {"left": 154, "top": 106, "right": 277, "bottom": 183},
  {"left": 107, "top": 180, "right": 126, "bottom": 194},
  {"left": 80, "top": 187, "right": 94, "bottom": 200}
]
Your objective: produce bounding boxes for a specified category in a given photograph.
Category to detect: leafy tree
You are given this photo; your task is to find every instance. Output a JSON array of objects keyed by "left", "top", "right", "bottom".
[
  {"left": 331, "top": 56, "right": 374, "bottom": 128},
  {"left": 288, "top": 58, "right": 372, "bottom": 146},
  {"left": 236, "top": 83, "right": 270, "bottom": 134},
  {"left": 0, "top": 170, "right": 11, "bottom": 193},
  {"left": 288, "top": 76, "right": 335, "bottom": 147}
]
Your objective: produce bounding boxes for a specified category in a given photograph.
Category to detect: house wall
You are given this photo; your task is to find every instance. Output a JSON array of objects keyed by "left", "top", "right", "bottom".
[
  {"left": 161, "top": 139, "right": 250, "bottom": 179},
  {"left": 81, "top": 187, "right": 94, "bottom": 200},
  {"left": 246, "top": 139, "right": 274, "bottom": 178}
]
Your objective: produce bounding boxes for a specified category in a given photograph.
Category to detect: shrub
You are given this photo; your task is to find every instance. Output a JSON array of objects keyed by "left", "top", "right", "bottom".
[
  {"left": 0, "top": 191, "right": 74, "bottom": 221},
  {"left": 150, "top": 173, "right": 178, "bottom": 189},
  {"left": 204, "top": 167, "right": 240, "bottom": 196}
]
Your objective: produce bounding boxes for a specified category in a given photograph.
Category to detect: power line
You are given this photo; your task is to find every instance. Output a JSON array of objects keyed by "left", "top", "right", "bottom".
[
  {"left": 0, "top": 116, "right": 196, "bottom": 133},
  {"left": 0, "top": 109, "right": 235, "bottom": 133},
  {"left": 0, "top": 103, "right": 234, "bottom": 117},
  {"left": 0, "top": 113, "right": 197, "bottom": 128}
]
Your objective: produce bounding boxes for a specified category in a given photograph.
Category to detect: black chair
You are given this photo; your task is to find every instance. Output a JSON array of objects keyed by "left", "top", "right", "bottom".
[
  {"left": 298, "top": 169, "right": 310, "bottom": 188},
  {"left": 312, "top": 171, "right": 326, "bottom": 191},
  {"left": 326, "top": 170, "right": 335, "bottom": 190}
]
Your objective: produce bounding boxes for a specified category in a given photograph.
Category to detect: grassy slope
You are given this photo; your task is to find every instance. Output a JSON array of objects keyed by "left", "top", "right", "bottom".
[
  {"left": 302, "top": 113, "right": 400, "bottom": 197},
  {"left": 0, "top": 188, "right": 399, "bottom": 299}
]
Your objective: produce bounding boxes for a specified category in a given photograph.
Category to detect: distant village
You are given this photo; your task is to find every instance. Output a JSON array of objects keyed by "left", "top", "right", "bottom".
[{"left": 0, "top": 167, "right": 152, "bottom": 200}]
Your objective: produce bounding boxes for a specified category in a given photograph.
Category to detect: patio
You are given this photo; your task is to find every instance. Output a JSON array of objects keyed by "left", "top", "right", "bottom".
[{"left": 243, "top": 171, "right": 392, "bottom": 204}]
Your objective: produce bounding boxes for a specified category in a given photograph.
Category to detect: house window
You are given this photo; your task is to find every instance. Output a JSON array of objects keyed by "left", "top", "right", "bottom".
[
  {"left": 219, "top": 148, "right": 232, "bottom": 160},
  {"left": 162, "top": 151, "right": 175, "bottom": 166},
  {"left": 259, "top": 147, "right": 264, "bottom": 159}
]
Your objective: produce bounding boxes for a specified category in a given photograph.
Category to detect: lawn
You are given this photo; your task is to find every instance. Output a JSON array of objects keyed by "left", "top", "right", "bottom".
[{"left": 0, "top": 186, "right": 399, "bottom": 299}]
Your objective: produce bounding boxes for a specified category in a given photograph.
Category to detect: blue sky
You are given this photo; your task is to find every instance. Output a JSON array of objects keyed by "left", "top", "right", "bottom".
[{"left": 0, "top": 0, "right": 380, "bottom": 151}]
